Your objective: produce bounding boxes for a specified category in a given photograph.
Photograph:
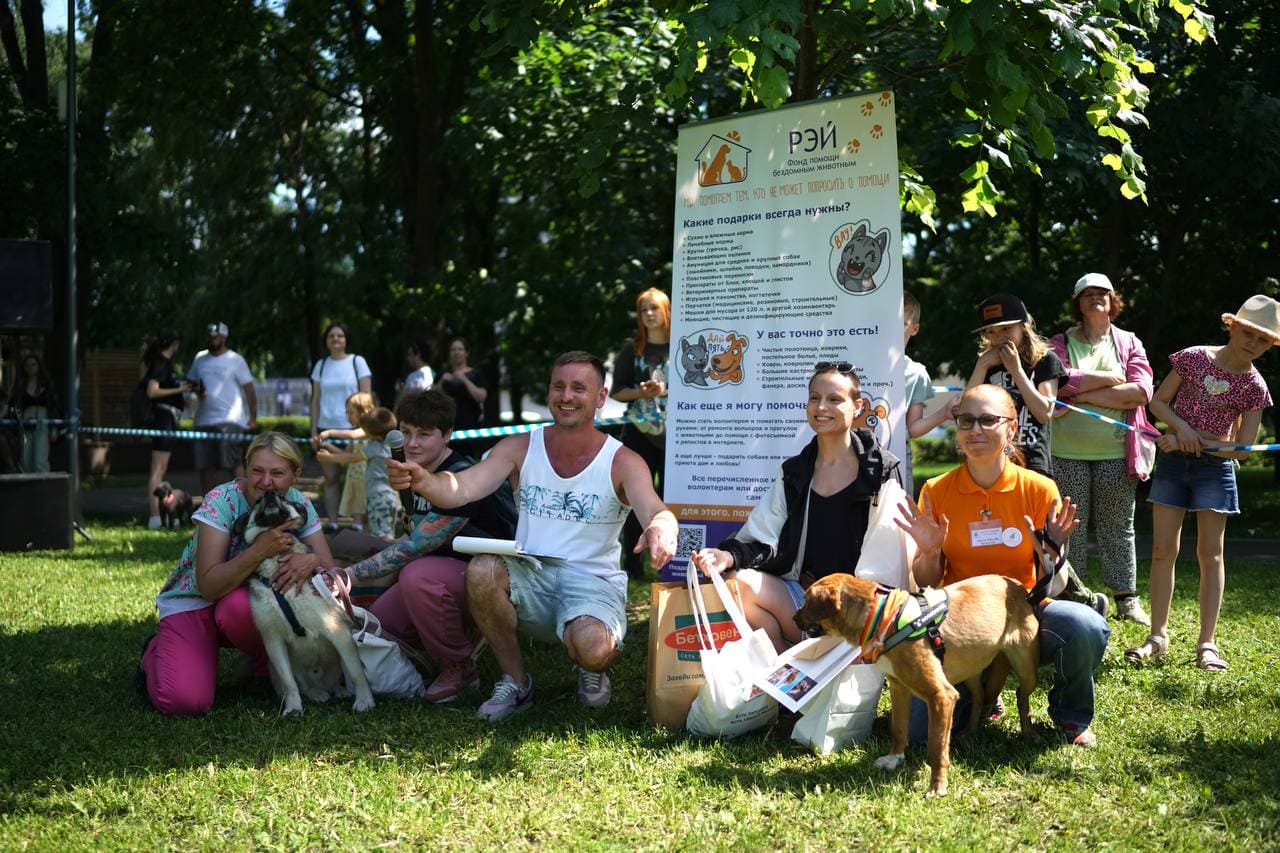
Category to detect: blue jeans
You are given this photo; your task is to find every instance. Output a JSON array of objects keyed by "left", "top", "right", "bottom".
[{"left": 908, "top": 599, "right": 1109, "bottom": 744}]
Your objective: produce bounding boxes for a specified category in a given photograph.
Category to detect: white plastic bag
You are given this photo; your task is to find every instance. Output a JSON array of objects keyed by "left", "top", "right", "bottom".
[
  {"left": 348, "top": 604, "right": 428, "bottom": 699},
  {"left": 790, "top": 661, "right": 884, "bottom": 754},
  {"left": 854, "top": 477, "right": 914, "bottom": 589},
  {"left": 686, "top": 569, "right": 779, "bottom": 738}
]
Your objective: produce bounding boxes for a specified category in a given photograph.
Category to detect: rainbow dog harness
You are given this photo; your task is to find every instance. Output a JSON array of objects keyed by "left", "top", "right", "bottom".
[{"left": 858, "top": 582, "right": 949, "bottom": 664}]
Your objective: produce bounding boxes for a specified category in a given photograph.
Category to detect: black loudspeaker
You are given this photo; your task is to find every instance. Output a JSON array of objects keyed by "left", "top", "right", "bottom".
[
  {"left": 0, "top": 239, "right": 54, "bottom": 331},
  {"left": 0, "top": 473, "right": 73, "bottom": 551}
]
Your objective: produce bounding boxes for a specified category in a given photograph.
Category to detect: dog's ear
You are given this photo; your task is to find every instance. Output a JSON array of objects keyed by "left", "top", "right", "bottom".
[
  {"left": 798, "top": 584, "right": 840, "bottom": 626},
  {"left": 230, "top": 511, "right": 250, "bottom": 540},
  {"left": 152, "top": 487, "right": 164, "bottom": 498},
  {"left": 287, "top": 499, "right": 309, "bottom": 521},
  {"left": 838, "top": 580, "right": 870, "bottom": 626}
]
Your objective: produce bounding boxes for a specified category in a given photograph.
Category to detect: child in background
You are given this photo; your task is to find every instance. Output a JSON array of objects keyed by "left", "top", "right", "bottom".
[
  {"left": 318, "top": 406, "right": 400, "bottom": 540},
  {"left": 1125, "top": 295, "right": 1277, "bottom": 671},
  {"left": 315, "top": 391, "right": 375, "bottom": 531},
  {"left": 902, "top": 292, "right": 957, "bottom": 493}
]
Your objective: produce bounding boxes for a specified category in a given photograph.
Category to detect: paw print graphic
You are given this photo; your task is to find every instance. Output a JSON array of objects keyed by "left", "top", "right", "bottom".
[
  {"left": 879, "top": 92, "right": 892, "bottom": 106},
  {"left": 726, "top": 129, "right": 741, "bottom": 141},
  {"left": 860, "top": 101, "right": 874, "bottom": 116},
  {"left": 870, "top": 124, "right": 883, "bottom": 139},
  {"left": 844, "top": 139, "right": 861, "bottom": 155}
]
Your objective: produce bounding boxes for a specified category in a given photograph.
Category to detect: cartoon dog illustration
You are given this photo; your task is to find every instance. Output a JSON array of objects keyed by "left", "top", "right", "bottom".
[
  {"left": 680, "top": 335, "right": 710, "bottom": 386},
  {"left": 708, "top": 334, "right": 748, "bottom": 384},
  {"left": 700, "top": 145, "right": 732, "bottom": 186},
  {"left": 835, "top": 224, "right": 889, "bottom": 293},
  {"left": 852, "top": 396, "right": 890, "bottom": 429}
]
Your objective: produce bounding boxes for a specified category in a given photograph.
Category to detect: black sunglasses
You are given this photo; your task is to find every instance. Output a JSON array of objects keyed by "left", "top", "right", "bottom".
[
  {"left": 955, "top": 413, "right": 1014, "bottom": 430},
  {"left": 814, "top": 361, "right": 857, "bottom": 375}
]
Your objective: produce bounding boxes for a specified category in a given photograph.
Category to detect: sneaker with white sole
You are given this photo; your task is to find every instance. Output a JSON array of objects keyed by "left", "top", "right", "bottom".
[
  {"left": 476, "top": 674, "right": 533, "bottom": 722},
  {"left": 577, "top": 668, "right": 611, "bottom": 708},
  {"left": 1114, "top": 595, "right": 1151, "bottom": 626},
  {"left": 424, "top": 660, "right": 479, "bottom": 704}
]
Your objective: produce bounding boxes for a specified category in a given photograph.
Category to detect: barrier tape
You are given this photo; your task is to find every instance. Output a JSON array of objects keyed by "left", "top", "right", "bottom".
[
  {"left": 0, "top": 412, "right": 665, "bottom": 444},
  {"left": 1052, "top": 399, "right": 1280, "bottom": 453}
]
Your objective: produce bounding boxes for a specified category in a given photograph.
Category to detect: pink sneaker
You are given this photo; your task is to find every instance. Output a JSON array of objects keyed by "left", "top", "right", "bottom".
[
  {"left": 476, "top": 674, "right": 533, "bottom": 722},
  {"left": 1061, "top": 723, "right": 1097, "bottom": 747},
  {"left": 424, "top": 660, "right": 479, "bottom": 704}
]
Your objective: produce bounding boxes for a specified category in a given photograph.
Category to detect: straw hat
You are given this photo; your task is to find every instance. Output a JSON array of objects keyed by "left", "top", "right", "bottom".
[{"left": 1221, "top": 295, "right": 1280, "bottom": 342}]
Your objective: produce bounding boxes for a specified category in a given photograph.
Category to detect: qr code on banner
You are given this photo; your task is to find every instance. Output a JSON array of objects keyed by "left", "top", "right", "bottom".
[{"left": 676, "top": 524, "right": 706, "bottom": 560}]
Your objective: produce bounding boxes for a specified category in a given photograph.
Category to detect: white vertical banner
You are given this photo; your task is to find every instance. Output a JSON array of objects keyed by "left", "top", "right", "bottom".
[{"left": 663, "top": 92, "right": 904, "bottom": 580}]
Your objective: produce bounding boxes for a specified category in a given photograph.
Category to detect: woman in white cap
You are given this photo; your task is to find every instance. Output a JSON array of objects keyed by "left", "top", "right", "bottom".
[
  {"left": 1048, "top": 274, "right": 1156, "bottom": 625},
  {"left": 1126, "top": 294, "right": 1277, "bottom": 671}
]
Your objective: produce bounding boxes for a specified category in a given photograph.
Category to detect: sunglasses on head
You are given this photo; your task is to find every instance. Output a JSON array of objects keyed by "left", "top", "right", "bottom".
[
  {"left": 955, "top": 413, "right": 1013, "bottom": 430},
  {"left": 814, "top": 361, "right": 857, "bottom": 375}
]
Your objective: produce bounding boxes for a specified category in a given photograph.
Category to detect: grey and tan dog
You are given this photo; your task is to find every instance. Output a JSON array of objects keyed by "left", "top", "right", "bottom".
[
  {"left": 794, "top": 573, "right": 1039, "bottom": 797},
  {"left": 233, "top": 491, "right": 374, "bottom": 716}
]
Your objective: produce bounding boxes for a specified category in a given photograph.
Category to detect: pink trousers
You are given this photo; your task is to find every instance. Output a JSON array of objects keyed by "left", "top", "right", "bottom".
[
  {"left": 143, "top": 587, "right": 267, "bottom": 716},
  {"left": 368, "top": 556, "right": 474, "bottom": 665}
]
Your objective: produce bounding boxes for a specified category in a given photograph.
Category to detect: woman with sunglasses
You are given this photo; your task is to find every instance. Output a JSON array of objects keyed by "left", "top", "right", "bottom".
[
  {"left": 896, "top": 384, "right": 1109, "bottom": 746},
  {"left": 690, "top": 362, "right": 902, "bottom": 652}
]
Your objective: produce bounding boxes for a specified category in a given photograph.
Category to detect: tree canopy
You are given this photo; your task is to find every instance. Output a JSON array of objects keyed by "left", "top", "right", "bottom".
[{"left": 2, "top": 0, "right": 1273, "bottom": 415}]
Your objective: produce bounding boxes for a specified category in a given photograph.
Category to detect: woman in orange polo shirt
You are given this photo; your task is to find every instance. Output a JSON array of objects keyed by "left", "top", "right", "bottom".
[{"left": 897, "top": 384, "right": 1110, "bottom": 747}]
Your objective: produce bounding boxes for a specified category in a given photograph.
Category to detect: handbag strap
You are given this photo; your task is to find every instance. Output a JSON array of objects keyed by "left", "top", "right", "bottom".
[
  {"left": 704, "top": 565, "right": 753, "bottom": 640},
  {"left": 687, "top": 569, "right": 719, "bottom": 654}
]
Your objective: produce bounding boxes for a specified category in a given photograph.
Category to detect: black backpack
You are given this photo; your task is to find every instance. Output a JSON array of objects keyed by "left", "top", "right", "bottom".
[{"left": 130, "top": 377, "right": 154, "bottom": 427}]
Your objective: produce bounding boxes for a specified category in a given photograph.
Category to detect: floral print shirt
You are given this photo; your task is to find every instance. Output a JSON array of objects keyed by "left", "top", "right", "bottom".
[
  {"left": 155, "top": 480, "right": 321, "bottom": 618},
  {"left": 1169, "top": 346, "right": 1272, "bottom": 437}
]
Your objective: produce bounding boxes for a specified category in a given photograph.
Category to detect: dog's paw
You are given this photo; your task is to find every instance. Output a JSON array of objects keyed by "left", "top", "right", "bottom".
[
  {"left": 302, "top": 688, "right": 332, "bottom": 703},
  {"left": 874, "top": 753, "right": 905, "bottom": 772},
  {"left": 925, "top": 784, "right": 949, "bottom": 798},
  {"left": 281, "top": 700, "right": 305, "bottom": 716},
  {"left": 352, "top": 693, "right": 375, "bottom": 713}
]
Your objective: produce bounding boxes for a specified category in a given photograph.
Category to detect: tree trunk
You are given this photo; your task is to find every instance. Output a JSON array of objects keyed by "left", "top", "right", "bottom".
[{"left": 792, "top": 0, "right": 819, "bottom": 102}]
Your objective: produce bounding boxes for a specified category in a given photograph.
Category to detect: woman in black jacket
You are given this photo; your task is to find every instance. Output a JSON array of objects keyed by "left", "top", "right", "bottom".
[{"left": 690, "top": 363, "right": 901, "bottom": 651}]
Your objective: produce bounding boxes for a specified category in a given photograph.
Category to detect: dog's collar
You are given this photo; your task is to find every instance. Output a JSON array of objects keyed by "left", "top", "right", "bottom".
[{"left": 858, "top": 583, "right": 912, "bottom": 663}]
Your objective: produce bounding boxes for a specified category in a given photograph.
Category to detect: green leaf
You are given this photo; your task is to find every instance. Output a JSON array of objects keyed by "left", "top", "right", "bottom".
[
  {"left": 959, "top": 160, "right": 989, "bottom": 182},
  {"left": 1101, "top": 153, "right": 1123, "bottom": 172},
  {"left": 754, "top": 63, "right": 791, "bottom": 107},
  {"left": 1185, "top": 17, "right": 1207, "bottom": 43}
]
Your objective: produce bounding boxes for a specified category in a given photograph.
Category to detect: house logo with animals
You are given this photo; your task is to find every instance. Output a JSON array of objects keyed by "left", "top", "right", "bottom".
[
  {"left": 695, "top": 131, "right": 750, "bottom": 187},
  {"left": 678, "top": 329, "right": 749, "bottom": 389},
  {"left": 829, "top": 219, "right": 892, "bottom": 295}
]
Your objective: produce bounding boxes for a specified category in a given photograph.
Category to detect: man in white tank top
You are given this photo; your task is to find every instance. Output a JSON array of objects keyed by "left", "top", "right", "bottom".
[{"left": 389, "top": 352, "right": 677, "bottom": 722}]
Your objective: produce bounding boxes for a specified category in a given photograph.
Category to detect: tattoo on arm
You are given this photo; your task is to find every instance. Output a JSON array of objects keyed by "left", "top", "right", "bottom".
[{"left": 345, "top": 512, "right": 469, "bottom": 580}]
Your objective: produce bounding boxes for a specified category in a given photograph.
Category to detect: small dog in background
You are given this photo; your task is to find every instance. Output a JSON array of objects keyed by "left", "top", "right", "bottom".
[
  {"left": 152, "top": 482, "right": 193, "bottom": 528},
  {"left": 233, "top": 491, "right": 375, "bottom": 716}
]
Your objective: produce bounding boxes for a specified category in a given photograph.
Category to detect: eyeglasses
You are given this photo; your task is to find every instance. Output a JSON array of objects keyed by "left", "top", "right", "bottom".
[
  {"left": 955, "top": 413, "right": 1013, "bottom": 431},
  {"left": 814, "top": 361, "right": 857, "bottom": 375}
]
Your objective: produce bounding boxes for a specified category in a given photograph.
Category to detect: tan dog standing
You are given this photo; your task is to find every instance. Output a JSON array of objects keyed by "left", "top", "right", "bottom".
[{"left": 794, "top": 573, "right": 1039, "bottom": 797}]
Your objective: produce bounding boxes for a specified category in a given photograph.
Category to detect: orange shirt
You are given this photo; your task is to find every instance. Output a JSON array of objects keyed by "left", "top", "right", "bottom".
[{"left": 917, "top": 463, "right": 1060, "bottom": 590}]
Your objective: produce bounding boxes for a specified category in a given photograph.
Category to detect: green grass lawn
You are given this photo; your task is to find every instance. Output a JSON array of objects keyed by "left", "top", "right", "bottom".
[{"left": 2, "top": 522, "right": 1279, "bottom": 849}]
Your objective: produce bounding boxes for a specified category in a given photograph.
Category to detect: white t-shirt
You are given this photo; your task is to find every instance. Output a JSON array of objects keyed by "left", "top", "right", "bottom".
[
  {"left": 187, "top": 349, "right": 254, "bottom": 427},
  {"left": 404, "top": 365, "right": 434, "bottom": 391},
  {"left": 310, "top": 354, "right": 372, "bottom": 429}
]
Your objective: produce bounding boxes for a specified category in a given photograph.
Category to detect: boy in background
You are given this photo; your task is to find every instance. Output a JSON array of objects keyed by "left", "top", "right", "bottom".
[{"left": 903, "top": 292, "right": 957, "bottom": 493}]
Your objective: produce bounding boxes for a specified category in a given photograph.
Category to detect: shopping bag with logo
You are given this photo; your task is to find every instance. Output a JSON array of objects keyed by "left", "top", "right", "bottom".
[
  {"left": 646, "top": 577, "right": 744, "bottom": 729},
  {"left": 790, "top": 661, "right": 883, "bottom": 754},
  {"left": 685, "top": 568, "right": 779, "bottom": 738}
]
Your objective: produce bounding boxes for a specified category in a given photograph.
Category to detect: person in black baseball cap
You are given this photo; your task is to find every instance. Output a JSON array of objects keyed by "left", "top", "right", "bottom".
[{"left": 966, "top": 292, "right": 1107, "bottom": 617}]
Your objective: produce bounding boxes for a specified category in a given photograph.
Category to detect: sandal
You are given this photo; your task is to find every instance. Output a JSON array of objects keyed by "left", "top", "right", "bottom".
[
  {"left": 1124, "top": 634, "right": 1168, "bottom": 663},
  {"left": 1195, "top": 642, "right": 1229, "bottom": 672}
]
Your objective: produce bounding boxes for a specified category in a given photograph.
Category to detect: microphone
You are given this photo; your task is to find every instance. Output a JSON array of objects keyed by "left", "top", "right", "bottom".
[{"left": 384, "top": 429, "right": 414, "bottom": 533}]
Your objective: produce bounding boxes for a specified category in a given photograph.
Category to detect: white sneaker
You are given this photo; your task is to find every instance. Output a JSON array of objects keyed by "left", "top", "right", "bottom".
[
  {"left": 577, "top": 668, "right": 611, "bottom": 708},
  {"left": 476, "top": 674, "right": 533, "bottom": 723},
  {"left": 147, "top": 516, "right": 162, "bottom": 530}
]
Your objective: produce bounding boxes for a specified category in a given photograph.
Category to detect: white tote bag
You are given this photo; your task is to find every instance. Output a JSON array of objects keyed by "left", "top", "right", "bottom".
[
  {"left": 685, "top": 569, "right": 779, "bottom": 738},
  {"left": 791, "top": 662, "right": 883, "bottom": 753},
  {"left": 348, "top": 605, "right": 429, "bottom": 699}
]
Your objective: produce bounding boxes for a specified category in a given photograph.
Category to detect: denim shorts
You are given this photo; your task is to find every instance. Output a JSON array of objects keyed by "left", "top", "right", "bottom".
[
  {"left": 1146, "top": 451, "right": 1239, "bottom": 514},
  {"left": 782, "top": 578, "right": 806, "bottom": 610},
  {"left": 501, "top": 556, "right": 628, "bottom": 647}
]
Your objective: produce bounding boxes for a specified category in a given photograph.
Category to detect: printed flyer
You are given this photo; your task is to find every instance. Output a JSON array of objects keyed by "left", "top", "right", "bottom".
[{"left": 664, "top": 92, "right": 904, "bottom": 580}]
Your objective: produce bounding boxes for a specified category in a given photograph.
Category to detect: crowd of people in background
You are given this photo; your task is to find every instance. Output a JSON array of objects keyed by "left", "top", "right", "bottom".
[{"left": 105, "top": 282, "right": 1277, "bottom": 736}]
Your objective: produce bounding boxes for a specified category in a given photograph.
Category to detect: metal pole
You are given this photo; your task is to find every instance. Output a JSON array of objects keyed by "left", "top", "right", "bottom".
[{"left": 66, "top": 0, "right": 83, "bottom": 539}]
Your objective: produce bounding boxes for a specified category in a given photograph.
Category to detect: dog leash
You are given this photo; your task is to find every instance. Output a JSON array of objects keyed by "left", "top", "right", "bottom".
[{"left": 252, "top": 574, "right": 308, "bottom": 638}]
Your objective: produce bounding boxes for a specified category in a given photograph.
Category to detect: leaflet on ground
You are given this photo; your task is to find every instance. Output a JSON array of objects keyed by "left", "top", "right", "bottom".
[
  {"left": 753, "top": 635, "right": 861, "bottom": 713},
  {"left": 450, "top": 536, "right": 566, "bottom": 563}
]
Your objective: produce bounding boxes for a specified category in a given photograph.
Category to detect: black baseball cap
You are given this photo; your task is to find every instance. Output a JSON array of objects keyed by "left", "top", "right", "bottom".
[{"left": 974, "top": 293, "right": 1028, "bottom": 331}]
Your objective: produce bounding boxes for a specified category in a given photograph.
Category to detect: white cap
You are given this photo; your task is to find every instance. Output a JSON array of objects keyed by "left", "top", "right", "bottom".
[{"left": 1072, "top": 273, "right": 1114, "bottom": 298}]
